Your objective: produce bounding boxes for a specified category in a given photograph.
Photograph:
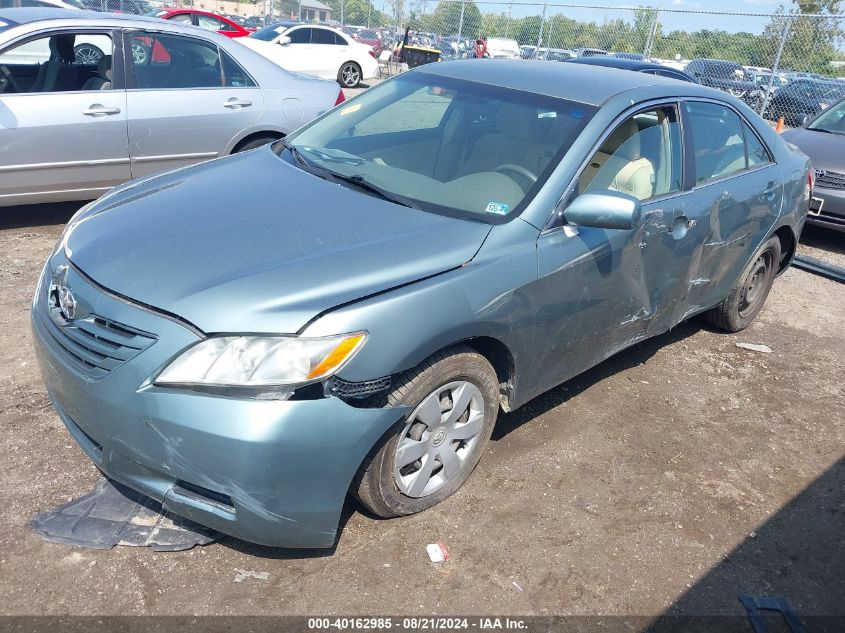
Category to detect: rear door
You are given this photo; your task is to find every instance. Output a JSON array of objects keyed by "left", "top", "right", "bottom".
[
  {"left": 680, "top": 100, "right": 782, "bottom": 314},
  {"left": 0, "top": 29, "right": 129, "bottom": 205},
  {"left": 123, "top": 29, "right": 262, "bottom": 178}
]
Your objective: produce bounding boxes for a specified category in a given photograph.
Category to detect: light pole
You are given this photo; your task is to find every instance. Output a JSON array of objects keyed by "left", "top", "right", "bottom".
[{"left": 458, "top": 0, "right": 465, "bottom": 38}]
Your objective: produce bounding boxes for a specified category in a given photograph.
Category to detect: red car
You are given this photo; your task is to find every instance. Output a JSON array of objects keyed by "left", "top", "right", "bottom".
[{"left": 147, "top": 9, "right": 255, "bottom": 38}]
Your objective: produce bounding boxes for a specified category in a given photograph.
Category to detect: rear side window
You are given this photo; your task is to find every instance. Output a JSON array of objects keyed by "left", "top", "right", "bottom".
[
  {"left": 744, "top": 123, "right": 772, "bottom": 168},
  {"left": 312, "top": 29, "right": 339, "bottom": 45},
  {"left": 129, "top": 32, "right": 223, "bottom": 89},
  {"left": 686, "top": 102, "right": 754, "bottom": 184},
  {"left": 220, "top": 49, "right": 255, "bottom": 87}
]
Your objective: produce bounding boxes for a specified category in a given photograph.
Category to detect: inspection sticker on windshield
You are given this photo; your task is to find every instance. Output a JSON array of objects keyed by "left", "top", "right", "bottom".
[
  {"left": 485, "top": 202, "right": 510, "bottom": 215},
  {"left": 340, "top": 103, "right": 362, "bottom": 116}
]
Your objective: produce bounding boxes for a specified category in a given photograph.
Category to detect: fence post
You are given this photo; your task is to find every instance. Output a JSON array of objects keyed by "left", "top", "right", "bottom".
[
  {"left": 458, "top": 0, "right": 466, "bottom": 38},
  {"left": 536, "top": 3, "right": 547, "bottom": 51},
  {"left": 505, "top": 3, "right": 512, "bottom": 38},
  {"left": 643, "top": 9, "right": 659, "bottom": 58},
  {"left": 760, "top": 14, "right": 791, "bottom": 116}
]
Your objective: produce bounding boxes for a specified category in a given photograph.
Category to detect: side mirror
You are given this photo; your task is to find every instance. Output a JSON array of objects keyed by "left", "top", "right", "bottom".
[
  {"left": 278, "top": 36, "right": 292, "bottom": 45},
  {"left": 563, "top": 190, "right": 642, "bottom": 230},
  {"left": 794, "top": 112, "right": 809, "bottom": 127}
]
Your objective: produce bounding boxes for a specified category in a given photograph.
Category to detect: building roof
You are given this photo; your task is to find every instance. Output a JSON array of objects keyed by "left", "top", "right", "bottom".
[{"left": 300, "top": 0, "right": 331, "bottom": 10}]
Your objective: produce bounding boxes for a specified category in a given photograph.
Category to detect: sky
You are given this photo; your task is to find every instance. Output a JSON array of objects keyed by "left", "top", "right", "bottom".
[{"left": 402, "top": 0, "right": 798, "bottom": 35}]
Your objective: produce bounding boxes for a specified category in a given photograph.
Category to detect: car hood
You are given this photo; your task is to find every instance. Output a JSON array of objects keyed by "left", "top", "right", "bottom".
[
  {"left": 63, "top": 148, "right": 492, "bottom": 334},
  {"left": 781, "top": 127, "right": 845, "bottom": 173}
]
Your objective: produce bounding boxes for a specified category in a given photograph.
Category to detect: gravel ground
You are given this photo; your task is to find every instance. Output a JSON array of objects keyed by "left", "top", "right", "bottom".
[{"left": 0, "top": 200, "right": 843, "bottom": 618}]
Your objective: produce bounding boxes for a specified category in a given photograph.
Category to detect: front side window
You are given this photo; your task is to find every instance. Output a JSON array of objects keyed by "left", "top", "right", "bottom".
[
  {"left": 580, "top": 106, "right": 682, "bottom": 202},
  {"left": 128, "top": 32, "right": 222, "bottom": 89},
  {"left": 282, "top": 72, "right": 596, "bottom": 221},
  {"left": 0, "top": 32, "right": 114, "bottom": 93}
]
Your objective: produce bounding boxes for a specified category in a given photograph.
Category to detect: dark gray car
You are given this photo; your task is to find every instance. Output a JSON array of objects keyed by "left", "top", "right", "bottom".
[
  {"left": 782, "top": 96, "right": 845, "bottom": 232},
  {"left": 33, "top": 61, "right": 811, "bottom": 548}
]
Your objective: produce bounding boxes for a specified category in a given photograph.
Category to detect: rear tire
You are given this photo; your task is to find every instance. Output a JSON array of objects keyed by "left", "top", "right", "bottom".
[
  {"left": 703, "top": 236, "right": 781, "bottom": 332},
  {"left": 353, "top": 346, "right": 499, "bottom": 518},
  {"left": 338, "top": 61, "right": 362, "bottom": 88}
]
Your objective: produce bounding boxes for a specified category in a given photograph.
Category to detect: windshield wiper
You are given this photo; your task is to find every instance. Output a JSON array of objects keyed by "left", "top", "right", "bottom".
[
  {"left": 279, "top": 137, "right": 310, "bottom": 167},
  {"left": 328, "top": 172, "right": 421, "bottom": 209}
]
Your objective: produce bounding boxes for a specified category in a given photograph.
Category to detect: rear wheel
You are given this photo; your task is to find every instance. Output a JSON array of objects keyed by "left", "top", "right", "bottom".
[
  {"left": 338, "top": 61, "right": 362, "bottom": 88},
  {"left": 703, "top": 236, "right": 781, "bottom": 332},
  {"left": 353, "top": 346, "right": 499, "bottom": 517}
]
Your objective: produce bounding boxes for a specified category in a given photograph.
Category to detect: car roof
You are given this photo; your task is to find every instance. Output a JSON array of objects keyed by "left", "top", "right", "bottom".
[{"left": 422, "top": 59, "right": 711, "bottom": 105}]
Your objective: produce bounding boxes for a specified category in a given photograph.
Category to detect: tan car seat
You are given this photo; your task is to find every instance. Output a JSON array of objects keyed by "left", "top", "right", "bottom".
[{"left": 580, "top": 118, "right": 655, "bottom": 201}]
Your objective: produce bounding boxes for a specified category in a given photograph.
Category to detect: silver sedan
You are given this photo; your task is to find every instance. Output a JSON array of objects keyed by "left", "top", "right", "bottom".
[{"left": 0, "top": 8, "right": 342, "bottom": 207}]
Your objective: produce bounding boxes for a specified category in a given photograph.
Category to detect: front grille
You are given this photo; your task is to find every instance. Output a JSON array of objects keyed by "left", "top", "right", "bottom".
[
  {"left": 815, "top": 170, "right": 845, "bottom": 191},
  {"left": 35, "top": 306, "right": 156, "bottom": 380}
]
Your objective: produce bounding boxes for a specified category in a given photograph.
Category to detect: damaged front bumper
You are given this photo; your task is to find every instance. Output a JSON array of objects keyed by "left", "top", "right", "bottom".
[{"left": 31, "top": 259, "right": 406, "bottom": 549}]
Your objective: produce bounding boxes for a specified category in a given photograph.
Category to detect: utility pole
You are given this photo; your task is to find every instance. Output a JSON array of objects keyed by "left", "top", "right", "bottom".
[
  {"left": 643, "top": 9, "right": 659, "bottom": 58},
  {"left": 458, "top": 0, "right": 465, "bottom": 38},
  {"left": 505, "top": 3, "right": 511, "bottom": 38},
  {"left": 760, "top": 14, "right": 792, "bottom": 116},
  {"left": 535, "top": 3, "right": 546, "bottom": 51},
  {"left": 341, "top": 0, "right": 345, "bottom": 25}
]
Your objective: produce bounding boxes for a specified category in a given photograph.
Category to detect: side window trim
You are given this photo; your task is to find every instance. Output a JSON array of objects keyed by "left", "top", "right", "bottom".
[
  {"left": 218, "top": 46, "right": 258, "bottom": 88},
  {"left": 544, "top": 98, "right": 685, "bottom": 232},
  {"left": 682, "top": 97, "right": 776, "bottom": 190}
]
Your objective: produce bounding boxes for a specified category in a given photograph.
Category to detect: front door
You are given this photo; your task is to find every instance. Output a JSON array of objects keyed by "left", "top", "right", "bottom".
[
  {"left": 0, "top": 30, "right": 128, "bottom": 205},
  {"left": 123, "top": 30, "right": 262, "bottom": 178},
  {"left": 529, "top": 103, "right": 692, "bottom": 396}
]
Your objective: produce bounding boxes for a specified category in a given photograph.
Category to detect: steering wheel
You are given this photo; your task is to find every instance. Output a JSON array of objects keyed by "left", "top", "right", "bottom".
[
  {"left": 495, "top": 163, "right": 538, "bottom": 185},
  {"left": 0, "top": 65, "right": 21, "bottom": 94}
]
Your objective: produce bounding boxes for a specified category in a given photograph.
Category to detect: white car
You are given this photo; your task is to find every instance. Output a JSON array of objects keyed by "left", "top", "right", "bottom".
[
  {"left": 239, "top": 21, "right": 378, "bottom": 88},
  {"left": 485, "top": 37, "right": 520, "bottom": 60}
]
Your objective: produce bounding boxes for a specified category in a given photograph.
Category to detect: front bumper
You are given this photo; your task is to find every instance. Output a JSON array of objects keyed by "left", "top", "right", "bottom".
[
  {"left": 808, "top": 185, "right": 845, "bottom": 232},
  {"left": 31, "top": 257, "right": 406, "bottom": 548}
]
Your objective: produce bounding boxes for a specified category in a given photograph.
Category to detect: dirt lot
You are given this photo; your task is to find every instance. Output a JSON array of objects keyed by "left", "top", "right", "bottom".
[{"left": 0, "top": 203, "right": 842, "bottom": 618}]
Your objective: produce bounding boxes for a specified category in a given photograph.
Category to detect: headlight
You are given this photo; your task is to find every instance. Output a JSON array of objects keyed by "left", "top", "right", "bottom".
[{"left": 155, "top": 332, "right": 367, "bottom": 388}]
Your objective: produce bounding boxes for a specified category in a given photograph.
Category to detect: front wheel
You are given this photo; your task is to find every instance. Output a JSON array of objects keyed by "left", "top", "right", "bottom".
[
  {"left": 353, "top": 346, "right": 499, "bottom": 518},
  {"left": 703, "top": 236, "right": 781, "bottom": 332},
  {"left": 338, "top": 61, "right": 362, "bottom": 88}
]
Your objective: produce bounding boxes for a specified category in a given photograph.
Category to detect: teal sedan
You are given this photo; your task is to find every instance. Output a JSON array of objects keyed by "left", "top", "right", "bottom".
[{"left": 33, "top": 60, "right": 811, "bottom": 547}]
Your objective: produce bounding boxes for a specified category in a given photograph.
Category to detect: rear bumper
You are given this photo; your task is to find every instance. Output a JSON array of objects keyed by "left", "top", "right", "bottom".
[
  {"left": 808, "top": 185, "right": 845, "bottom": 232},
  {"left": 31, "top": 258, "right": 406, "bottom": 549}
]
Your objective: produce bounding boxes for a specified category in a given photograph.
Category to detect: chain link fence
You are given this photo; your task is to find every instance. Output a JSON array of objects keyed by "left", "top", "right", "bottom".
[{"left": 324, "top": 1, "right": 845, "bottom": 126}]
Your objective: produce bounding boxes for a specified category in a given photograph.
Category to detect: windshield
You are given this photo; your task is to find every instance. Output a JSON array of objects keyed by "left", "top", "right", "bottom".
[
  {"left": 808, "top": 98, "right": 845, "bottom": 134},
  {"left": 251, "top": 24, "right": 287, "bottom": 41},
  {"left": 281, "top": 72, "right": 596, "bottom": 221}
]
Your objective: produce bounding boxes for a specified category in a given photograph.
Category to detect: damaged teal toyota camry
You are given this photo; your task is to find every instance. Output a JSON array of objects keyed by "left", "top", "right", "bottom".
[{"left": 33, "top": 60, "right": 811, "bottom": 548}]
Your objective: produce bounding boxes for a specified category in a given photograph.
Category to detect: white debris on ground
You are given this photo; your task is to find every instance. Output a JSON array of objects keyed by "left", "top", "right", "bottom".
[{"left": 234, "top": 569, "right": 270, "bottom": 583}]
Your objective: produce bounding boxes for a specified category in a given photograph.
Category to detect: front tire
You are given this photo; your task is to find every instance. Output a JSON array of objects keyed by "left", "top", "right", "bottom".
[
  {"left": 353, "top": 346, "right": 499, "bottom": 518},
  {"left": 338, "top": 61, "right": 362, "bottom": 88},
  {"left": 703, "top": 236, "right": 781, "bottom": 332}
]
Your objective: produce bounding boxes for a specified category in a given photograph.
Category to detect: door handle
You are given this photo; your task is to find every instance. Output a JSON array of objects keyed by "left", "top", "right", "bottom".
[
  {"left": 761, "top": 181, "right": 779, "bottom": 200},
  {"left": 223, "top": 98, "right": 252, "bottom": 109},
  {"left": 82, "top": 105, "right": 121, "bottom": 116}
]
